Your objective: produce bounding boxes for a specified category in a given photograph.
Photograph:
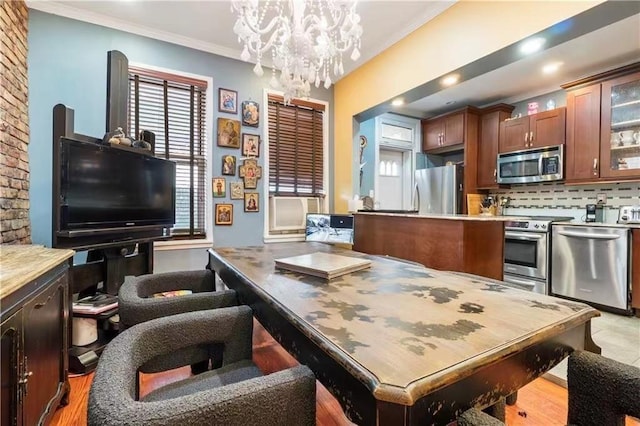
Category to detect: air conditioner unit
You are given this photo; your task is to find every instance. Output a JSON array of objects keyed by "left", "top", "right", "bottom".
[{"left": 269, "top": 196, "right": 321, "bottom": 231}]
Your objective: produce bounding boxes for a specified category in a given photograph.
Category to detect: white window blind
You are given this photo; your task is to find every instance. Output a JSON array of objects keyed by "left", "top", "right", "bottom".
[{"left": 128, "top": 66, "right": 207, "bottom": 239}]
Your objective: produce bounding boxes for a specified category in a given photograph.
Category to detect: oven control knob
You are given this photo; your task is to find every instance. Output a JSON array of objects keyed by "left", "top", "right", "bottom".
[
  {"left": 534, "top": 224, "right": 539, "bottom": 228},
  {"left": 541, "top": 224, "right": 546, "bottom": 229}
]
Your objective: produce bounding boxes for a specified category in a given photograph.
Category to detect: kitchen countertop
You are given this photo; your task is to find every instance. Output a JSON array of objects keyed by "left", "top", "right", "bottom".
[
  {"left": 355, "top": 212, "right": 522, "bottom": 221},
  {"left": 0, "top": 245, "right": 75, "bottom": 299}
]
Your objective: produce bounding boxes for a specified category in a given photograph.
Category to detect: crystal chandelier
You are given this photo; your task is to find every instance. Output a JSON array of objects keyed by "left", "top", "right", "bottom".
[{"left": 232, "top": 0, "right": 363, "bottom": 104}]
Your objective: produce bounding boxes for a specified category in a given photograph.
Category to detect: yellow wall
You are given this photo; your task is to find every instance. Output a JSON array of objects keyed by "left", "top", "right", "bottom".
[{"left": 333, "top": 0, "right": 603, "bottom": 212}]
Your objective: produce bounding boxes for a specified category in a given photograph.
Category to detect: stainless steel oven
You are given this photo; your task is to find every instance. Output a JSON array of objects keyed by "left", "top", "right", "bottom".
[
  {"left": 504, "top": 229, "right": 547, "bottom": 280},
  {"left": 497, "top": 145, "right": 563, "bottom": 184},
  {"left": 503, "top": 216, "right": 572, "bottom": 294}
]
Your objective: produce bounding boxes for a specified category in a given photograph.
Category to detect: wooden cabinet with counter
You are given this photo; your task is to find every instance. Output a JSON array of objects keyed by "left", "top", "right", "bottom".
[
  {"left": 477, "top": 104, "right": 514, "bottom": 189},
  {"left": 353, "top": 213, "right": 505, "bottom": 280},
  {"left": 564, "top": 62, "right": 640, "bottom": 183},
  {"left": 498, "top": 108, "right": 566, "bottom": 154},
  {"left": 1, "top": 245, "right": 74, "bottom": 426}
]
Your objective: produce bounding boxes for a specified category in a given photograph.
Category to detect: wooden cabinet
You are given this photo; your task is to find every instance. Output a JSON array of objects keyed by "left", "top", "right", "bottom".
[
  {"left": 422, "top": 112, "right": 464, "bottom": 152},
  {"left": 498, "top": 108, "right": 566, "bottom": 153},
  {"left": 600, "top": 72, "right": 640, "bottom": 179},
  {"left": 1, "top": 312, "right": 21, "bottom": 426},
  {"left": 1, "top": 246, "right": 73, "bottom": 426},
  {"left": 565, "top": 84, "right": 602, "bottom": 181},
  {"left": 564, "top": 63, "right": 640, "bottom": 183},
  {"left": 632, "top": 229, "right": 640, "bottom": 313},
  {"left": 477, "top": 104, "right": 514, "bottom": 189},
  {"left": 354, "top": 214, "right": 505, "bottom": 280}
]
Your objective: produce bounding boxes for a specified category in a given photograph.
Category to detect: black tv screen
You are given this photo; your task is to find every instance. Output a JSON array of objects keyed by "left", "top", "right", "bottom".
[{"left": 59, "top": 138, "right": 175, "bottom": 232}]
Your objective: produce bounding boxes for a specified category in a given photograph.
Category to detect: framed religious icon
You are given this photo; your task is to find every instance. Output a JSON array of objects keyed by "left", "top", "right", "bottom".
[
  {"left": 241, "top": 133, "right": 260, "bottom": 157},
  {"left": 218, "top": 88, "right": 238, "bottom": 114},
  {"left": 239, "top": 158, "right": 262, "bottom": 189},
  {"left": 244, "top": 192, "right": 259, "bottom": 212},
  {"left": 230, "top": 181, "right": 244, "bottom": 200},
  {"left": 212, "top": 177, "right": 226, "bottom": 198},
  {"left": 215, "top": 203, "right": 233, "bottom": 225},
  {"left": 241, "top": 100, "right": 259, "bottom": 127},
  {"left": 222, "top": 155, "right": 236, "bottom": 176},
  {"left": 217, "top": 118, "right": 241, "bottom": 148}
]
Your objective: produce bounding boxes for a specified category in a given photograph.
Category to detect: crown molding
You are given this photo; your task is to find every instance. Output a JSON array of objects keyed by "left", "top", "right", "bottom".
[{"left": 26, "top": 0, "right": 242, "bottom": 62}]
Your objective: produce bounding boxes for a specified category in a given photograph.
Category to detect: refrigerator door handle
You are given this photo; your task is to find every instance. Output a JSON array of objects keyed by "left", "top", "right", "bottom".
[{"left": 413, "top": 183, "right": 420, "bottom": 212}]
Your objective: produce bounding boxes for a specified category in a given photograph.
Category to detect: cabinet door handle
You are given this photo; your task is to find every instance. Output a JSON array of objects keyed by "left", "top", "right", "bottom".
[
  {"left": 530, "top": 131, "right": 534, "bottom": 142},
  {"left": 524, "top": 132, "right": 529, "bottom": 143},
  {"left": 493, "top": 168, "right": 497, "bottom": 182},
  {"left": 593, "top": 158, "right": 598, "bottom": 175}
]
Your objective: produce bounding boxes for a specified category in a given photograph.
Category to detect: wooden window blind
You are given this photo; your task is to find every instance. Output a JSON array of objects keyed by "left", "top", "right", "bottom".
[
  {"left": 267, "top": 94, "right": 325, "bottom": 196},
  {"left": 128, "top": 66, "right": 207, "bottom": 239}
]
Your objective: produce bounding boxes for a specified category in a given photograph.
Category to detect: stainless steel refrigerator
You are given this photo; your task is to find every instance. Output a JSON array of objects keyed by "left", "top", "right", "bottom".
[{"left": 414, "top": 164, "right": 464, "bottom": 215}]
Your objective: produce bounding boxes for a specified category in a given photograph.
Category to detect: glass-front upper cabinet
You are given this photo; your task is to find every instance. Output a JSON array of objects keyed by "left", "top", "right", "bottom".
[{"left": 601, "top": 71, "right": 640, "bottom": 178}]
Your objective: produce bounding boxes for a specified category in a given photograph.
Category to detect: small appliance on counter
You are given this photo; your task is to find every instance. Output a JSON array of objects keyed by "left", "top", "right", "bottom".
[
  {"left": 585, "top": 204, "right": 604, "bottom": 223},
  {"left": 618, "top": 205, "right": 640, "bottom": 224}
]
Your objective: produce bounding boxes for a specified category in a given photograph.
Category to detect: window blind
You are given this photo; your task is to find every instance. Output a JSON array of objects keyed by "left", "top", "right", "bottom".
[
  {"left": 267, "top": 94, "right": 325, "bottom": 196},
  {"left": 128, "top": 67, "right": 207, "bottom": 239}
]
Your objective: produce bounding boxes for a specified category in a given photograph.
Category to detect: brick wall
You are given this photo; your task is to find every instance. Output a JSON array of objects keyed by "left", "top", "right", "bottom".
[{"left": 0, "top": 0, "right": 31, "bottom": 244}]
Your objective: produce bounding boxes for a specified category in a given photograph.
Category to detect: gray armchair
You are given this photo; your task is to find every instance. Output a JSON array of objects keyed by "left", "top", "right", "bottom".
[
  {"left": 118, "top": 270, "right": 237, "bottom": 331},
  {"left": 88, "top": 306, "right": 317, "bottom": 426},
  {"left": 568, "top": 350, "right": 640, "bottom": 426},
  {"left": 459, "top": 350, "right": 640, "bottom": 426}
]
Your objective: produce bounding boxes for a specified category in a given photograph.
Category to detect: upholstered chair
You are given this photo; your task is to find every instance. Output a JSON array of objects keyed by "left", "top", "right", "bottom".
[
  {"left": 459, "top": 350, "right": 640, "bottom": 426},
  {"left": 88, "top": 306, "right": 317, "bottom": 426},
  {"left": 118, "top": 270, "right": 237, "bottom": 331},
  {"left": 567, "top": 350, "right": 640, "bottom": 425}
]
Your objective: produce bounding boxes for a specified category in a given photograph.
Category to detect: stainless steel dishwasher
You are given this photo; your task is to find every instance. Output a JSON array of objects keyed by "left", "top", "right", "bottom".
[{"left": 551, "top": 224, "right": 630, "bottom": 314}]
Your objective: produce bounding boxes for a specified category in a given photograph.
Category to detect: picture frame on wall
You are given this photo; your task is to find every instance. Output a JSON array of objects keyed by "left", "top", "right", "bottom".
[
  {"left": 217, "top": 118, "right": 241, "bottom": 148},
  {"left": 241, "top": 100, "right": 259, "bottom": 127},
  {"left": 215, "top": 203, "right": 233, "bottom": 225},
  {"left": 241, "top": 133, "right": 260, "bottom": 157},
  {"left": 230, "top": 181, "right": 244, "bottom": 200},
  {"left": 244, "top": 192, "right": 259, "bottom": 212},
  {"left": 218, "top": 88, "right": 238, "bottom": 114},
  {"left": 212, "top": 177, "right": 226, "bottom": 198},
  {"left": 222, "top": 155, "right": 236, "bottom": 176}
]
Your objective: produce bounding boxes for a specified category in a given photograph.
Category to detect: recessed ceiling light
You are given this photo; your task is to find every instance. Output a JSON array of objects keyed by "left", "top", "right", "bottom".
[
  {"left": 391, "top": 98, "right": 404, "bottom": 107},
  {"left": 542, "top": 62, "right": 563, "bottom": 74},
  {"left": 442, "top": 75, "right": 459, "bottom": 86},
  {"left": 445, "top": 100, "right": 457, "bottom": 105},
  {"left": 520, "top": 37, "right": 546, "bottom": 55}
]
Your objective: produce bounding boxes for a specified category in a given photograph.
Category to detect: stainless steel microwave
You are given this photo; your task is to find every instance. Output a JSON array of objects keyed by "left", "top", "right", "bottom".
[{"left": 497, "top": 145, "right": 563, "bottom": 184}]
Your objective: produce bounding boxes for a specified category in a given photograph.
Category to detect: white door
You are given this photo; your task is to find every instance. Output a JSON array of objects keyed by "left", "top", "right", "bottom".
[{"left": 378, "top": 149, "right": 404, "bottom": 209}]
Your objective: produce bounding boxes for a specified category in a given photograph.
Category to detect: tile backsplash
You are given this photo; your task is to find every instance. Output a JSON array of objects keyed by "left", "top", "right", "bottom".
[{"left": 492, "top": 181, "right": 640, "bottom": 223}]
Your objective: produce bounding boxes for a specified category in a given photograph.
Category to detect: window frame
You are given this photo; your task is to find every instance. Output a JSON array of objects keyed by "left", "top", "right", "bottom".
[
  {"left": 129, "top": 62, "right": 214, "bottom": 251},
  {"left": 262, "top": 89, "right": 329, "bottom": 242}
]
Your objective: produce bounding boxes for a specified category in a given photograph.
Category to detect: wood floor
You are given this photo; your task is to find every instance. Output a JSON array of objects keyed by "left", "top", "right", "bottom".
[{"left": 51, "top": 320, "right": 640, "bottom": 426}]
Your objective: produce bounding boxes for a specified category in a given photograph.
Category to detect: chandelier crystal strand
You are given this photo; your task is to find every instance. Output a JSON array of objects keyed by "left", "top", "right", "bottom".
[{"left": 232, "top": 0, "right": 363, "bottom": 104}]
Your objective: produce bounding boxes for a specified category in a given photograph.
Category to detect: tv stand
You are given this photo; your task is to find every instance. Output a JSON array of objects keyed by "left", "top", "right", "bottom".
[{"left": 68, "top": 240, "right": 154, "bottom": 373}]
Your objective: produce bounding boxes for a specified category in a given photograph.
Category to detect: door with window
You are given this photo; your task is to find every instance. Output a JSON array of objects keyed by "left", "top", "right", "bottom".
[{"left": 378, "top": 149, "right": 404, "bottom": 209}]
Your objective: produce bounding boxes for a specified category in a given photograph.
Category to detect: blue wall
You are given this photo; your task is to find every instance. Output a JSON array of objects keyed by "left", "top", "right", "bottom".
[
  {"left": 358, "top": 118, "right": 375, "bottom": 197},
  {"left": 28, "top": 10, "right": 333, "bottom": 258}
]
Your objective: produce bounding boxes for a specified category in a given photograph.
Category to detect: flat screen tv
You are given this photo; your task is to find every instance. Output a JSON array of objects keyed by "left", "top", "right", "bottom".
[
  {"left": 305, "top": 214, "right": 354, "bottom": 244},
  {"left": 56, "top": 137, "right": 175, "bottom": 240}
]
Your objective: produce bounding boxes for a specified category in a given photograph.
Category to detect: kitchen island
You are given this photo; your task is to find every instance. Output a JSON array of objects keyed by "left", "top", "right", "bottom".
[{"left": 354, "top": 212, "right": 515, "bottom": 280}]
